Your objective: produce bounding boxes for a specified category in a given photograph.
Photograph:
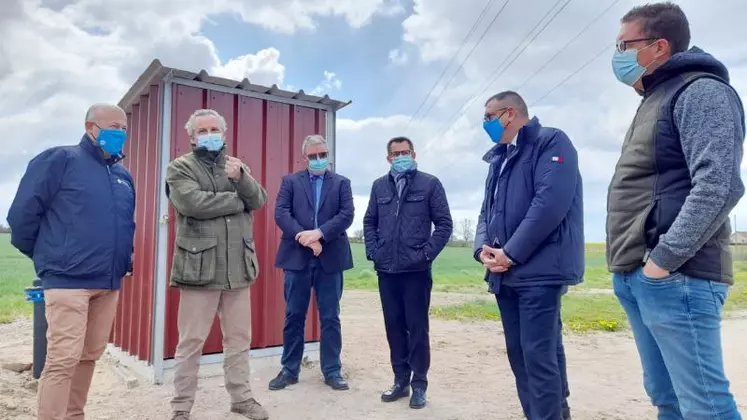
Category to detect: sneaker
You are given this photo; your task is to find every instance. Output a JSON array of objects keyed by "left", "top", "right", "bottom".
[
  {"left": 171, "top": 411, "right": 190, "bottom": 420},
  {"left": 231, "top": 398, "right": 269, "bottom": 420}
]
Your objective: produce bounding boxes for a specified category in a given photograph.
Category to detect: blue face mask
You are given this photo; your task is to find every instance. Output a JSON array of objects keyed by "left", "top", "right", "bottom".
[
  {"left": 391, "top": 155, "right": 415, "bottom": 172},
  {"left": 308, "top": 158, "right": 329, "bottom": 173},
  {"left": 196, "top": 133, "right": 224, "bottom": 152},
  {"left": 97, "top": 128, "right": 127, "bottom": 155},
  {"left": 612, "top": 42, "right": 657, "bottom": 86},
  {"left": 483, "top": 119, "right": 505, "bottom": 144}
]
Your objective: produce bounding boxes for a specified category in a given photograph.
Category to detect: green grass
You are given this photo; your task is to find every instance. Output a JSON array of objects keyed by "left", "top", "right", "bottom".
[
  {"left": 431, "top": 294, "right": 628, "bottom": 333},
  {"left": 0, "top": 234, "right": 36, "bottom": 323},
  {"left": 346, "top": 241, "right": 612, "bottom": 292},
  {"left": 2, "top": 234, "right": 746, "bottom": 332}
]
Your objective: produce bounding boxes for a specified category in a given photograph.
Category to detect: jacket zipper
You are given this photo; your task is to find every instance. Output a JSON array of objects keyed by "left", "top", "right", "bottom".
[
  {"left": 198, "top": 155, "right": 231, "bottom": 289},
  {"left": 392, "top": 177, "right": 410, "bottom": 272},
  {"left": 107, "top": 165, "right": 117, "bottom": 289}
]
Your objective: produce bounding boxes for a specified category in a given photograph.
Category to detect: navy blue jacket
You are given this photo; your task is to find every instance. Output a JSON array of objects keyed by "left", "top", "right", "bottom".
[
  {"left": 363, "top": 169, "right": 453, "bottom": 274},
  {"left": 7, "top": 137, "right": 136, "bottom": 290},
  {"left": 474, "top": 117, "right": 584, "bottom": 292},
  {"left": 274, "top": 170, "right": 354, "bottom": 274}
]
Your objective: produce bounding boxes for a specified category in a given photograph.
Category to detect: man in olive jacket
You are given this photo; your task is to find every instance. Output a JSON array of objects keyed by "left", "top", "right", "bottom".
[{"left": 165, "top": 109, "right": 269, "bottom": 420}]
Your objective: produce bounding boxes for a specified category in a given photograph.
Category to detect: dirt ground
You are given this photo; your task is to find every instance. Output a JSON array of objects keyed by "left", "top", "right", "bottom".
[{"left": 1, "top": 290, "right": 746, "bottom": 420}]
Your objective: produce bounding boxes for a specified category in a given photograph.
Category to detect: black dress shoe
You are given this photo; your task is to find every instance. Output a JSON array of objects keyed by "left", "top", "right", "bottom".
[
  {"left": 325, "top": 376, "right": 349, "bottom": 390},
  {"left": 409, "top": 388, "right": 426, "bottom": 409},
  {"left": 381, "top": 383, "right": 410, "bottom": 402},
  {"left": 268, "top": 371, "right": 298, "bottom": 390}
]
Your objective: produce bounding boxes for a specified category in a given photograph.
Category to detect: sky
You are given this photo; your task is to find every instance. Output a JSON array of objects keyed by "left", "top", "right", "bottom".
[{"left": 1, "top": 0, "right": 747, "bottom": 243}]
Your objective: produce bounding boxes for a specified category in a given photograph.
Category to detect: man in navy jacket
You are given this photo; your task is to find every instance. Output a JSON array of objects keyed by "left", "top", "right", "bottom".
[
  {"left": 363, "top": 136, "right": 453, "bottom": 409},
  {"left": 7, "top": 103, "right": 135, "bottom": 420},
  {"left": 270, "top": 134, "right": 354, "bottom": 392},
  {"left": 475, "top": 91, "right": 584, "bottom": 420}
]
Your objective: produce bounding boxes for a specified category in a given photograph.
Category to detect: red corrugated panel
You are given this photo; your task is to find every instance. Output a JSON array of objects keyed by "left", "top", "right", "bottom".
[
  {"left": 163, "top": 84, "right": 325, "bottom": 359},
  {"left": 114, "top": 86, "right": 160, "bottom": 362},
  {"left": 138, "top": 84, "right": 161, "bottom": 361}
]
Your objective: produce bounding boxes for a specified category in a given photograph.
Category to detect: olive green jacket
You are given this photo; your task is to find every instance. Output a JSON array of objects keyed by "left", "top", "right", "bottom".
[{"left": 165, "top": 150, "right": 267, "bottom": 290}]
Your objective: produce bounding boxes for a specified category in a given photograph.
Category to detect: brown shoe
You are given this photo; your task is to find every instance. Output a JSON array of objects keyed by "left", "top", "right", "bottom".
[
  {"left": 231, "top": 398, "right": 269, "bottom": 420},
  {"left": 171, "top": 411, "right": 190, "bottom": 420}
]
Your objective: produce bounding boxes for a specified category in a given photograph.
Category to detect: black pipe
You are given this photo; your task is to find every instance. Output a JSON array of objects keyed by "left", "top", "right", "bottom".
[{"left": 24, "top": 278, "right": 46, "bottom": 380}]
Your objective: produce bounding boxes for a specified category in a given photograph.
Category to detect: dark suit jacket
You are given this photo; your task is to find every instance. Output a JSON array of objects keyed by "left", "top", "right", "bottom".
[{"left": 274, "top": 170, "right": 354, "bottom": 273}]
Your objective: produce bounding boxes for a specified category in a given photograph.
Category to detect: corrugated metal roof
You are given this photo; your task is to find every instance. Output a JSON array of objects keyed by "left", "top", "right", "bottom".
[{"left": 118, "top": 59, "right": 352, "bottom": 112}]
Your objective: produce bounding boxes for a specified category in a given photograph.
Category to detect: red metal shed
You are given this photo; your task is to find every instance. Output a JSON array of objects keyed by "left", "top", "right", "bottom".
[{"left": 107, "top": 59, "right": 351, "bottom": 384}]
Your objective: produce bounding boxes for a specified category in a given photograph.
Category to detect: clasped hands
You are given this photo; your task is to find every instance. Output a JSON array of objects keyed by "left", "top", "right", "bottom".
[
  {"left": 479, "top": 244, "right": 513, "bottom": 273},
  {"left": 296, "top": 229, "right": 323, "bottom": 256}
]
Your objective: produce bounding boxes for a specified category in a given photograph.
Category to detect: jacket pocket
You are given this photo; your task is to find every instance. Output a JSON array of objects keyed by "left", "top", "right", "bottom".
[
  {"left": 173, "top": 236, "right": 218, "bottom": 286},
  {"left": 242, "top": 237, "right": 260, "bottom": 283}
]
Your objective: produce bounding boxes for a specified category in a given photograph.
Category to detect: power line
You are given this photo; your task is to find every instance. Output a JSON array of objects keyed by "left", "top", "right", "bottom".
[
  {"left": 409, "top": 0, "right": 512, "bottom": 130},
  {"left": 403, "top": 0, "right": 498, "bottom": 132},
  {"left": 530, "top": 41, "right": 614, "bottom": 106},
  {"left": 431, "top": 41, "right": 614, "bottom": 174},
  {"left": 514, "top": 0, "right": 621, "bottom": 93},
  {"left": 422, "top": 0, "right": 569, "bottom": 155}
]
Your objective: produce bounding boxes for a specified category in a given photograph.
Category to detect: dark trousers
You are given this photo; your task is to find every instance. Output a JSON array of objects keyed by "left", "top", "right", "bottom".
[
  {"left": 280, "top": 258, "right": 343, "bottom": 380},
  {"left": 377, "top": 269, "right": 433, "bottom": 390},
  {"left": 497, "top": 284, "right": 566, "bottom": 420}
]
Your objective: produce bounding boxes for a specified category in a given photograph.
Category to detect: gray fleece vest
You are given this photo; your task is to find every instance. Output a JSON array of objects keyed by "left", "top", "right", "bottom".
[{"left": 606, "top": 71, "right": 733, "bottom": 284}]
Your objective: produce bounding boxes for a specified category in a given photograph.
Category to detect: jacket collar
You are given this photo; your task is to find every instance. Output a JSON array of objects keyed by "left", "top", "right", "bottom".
[
  {"left": 482, "top": 116, "right": 541, "bottom": 163},
  {"left": 79, "top": 135, "right": 124, "bottom": 165}
]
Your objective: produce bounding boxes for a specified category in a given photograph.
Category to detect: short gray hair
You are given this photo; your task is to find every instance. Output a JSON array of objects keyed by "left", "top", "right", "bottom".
[
  {"left": 301, "top": 134, "right": 327, "bottom": 155},
  {"left": 85, "top": 103, "right": 124, "bottom": 123},
  {"left": 484, "top": 91, "right": 529, "bottom": 117},
  {"left": 184, "top": 109, "right": 227, "bottom": 137}
]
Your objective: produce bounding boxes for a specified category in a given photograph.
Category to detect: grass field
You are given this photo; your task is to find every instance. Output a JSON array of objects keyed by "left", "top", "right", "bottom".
[{"left": 1, "top": 234, "right": 746, "bottom": 332}]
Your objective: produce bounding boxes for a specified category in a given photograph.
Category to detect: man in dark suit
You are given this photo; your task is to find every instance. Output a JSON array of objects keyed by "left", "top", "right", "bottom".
[
  {"left": 363, "top": 136, "right": 453, "bottom": 409},
  {"left": 269, "top": 134, "right": 355, "bottom": 392}
]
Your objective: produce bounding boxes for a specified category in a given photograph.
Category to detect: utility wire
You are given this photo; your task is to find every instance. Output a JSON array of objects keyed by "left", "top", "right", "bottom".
[
  {"left": 408, "top": 0, "right": 512, "bottom": 131},
  {"left": 433, "top": 41, "right": 614, "bottom": 174},
  {"left": 530, "top": 41, "right": 614, "bottom": 106},
  {"left": 422, "top": 0, "right": 569, "bottom": 155},
  {"left": 514, "top": 0, "right": 621, "bottom": 93},
  {"left": 403, "top": 0, "right": 498, "bottom": 132}
]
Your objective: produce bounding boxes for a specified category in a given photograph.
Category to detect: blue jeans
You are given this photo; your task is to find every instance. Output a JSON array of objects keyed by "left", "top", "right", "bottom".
[
  {"left": 497, "top": 284, "right": 566, "bottom": 420},
  {"left": 613, "top": 268, "right": 742, "bottom": 420},
  {"left": 280, "top": 259, "right": 344, "bottom": 380}
]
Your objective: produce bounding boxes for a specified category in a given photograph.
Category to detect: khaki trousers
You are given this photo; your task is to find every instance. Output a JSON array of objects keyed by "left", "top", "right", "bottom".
[
  {"left": 37, "top": 289, "right": 120, "bottom": 420},
  {"left": 170, "top": 288, "right": 253, "bottom": 413}
]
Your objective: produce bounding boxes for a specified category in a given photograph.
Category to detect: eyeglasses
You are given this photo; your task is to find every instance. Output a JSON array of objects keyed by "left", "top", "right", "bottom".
[
  {"left": 616, "top": 37, "right": 656, "bottom": 53},
  {"left": 484, "top": 108, "right": 509, "bottom": 122},
  {"left": 307, "top": 152, "right": 328, "bottom": 160},
  {"left": 389, "top": 150, "right": 412, "bottom": 157}
]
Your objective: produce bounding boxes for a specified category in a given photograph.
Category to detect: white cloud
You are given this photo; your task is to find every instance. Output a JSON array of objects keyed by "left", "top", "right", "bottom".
[
  {"left": 212, "top": 48, "right": 286, "bottom": 86},
  {"left": 0, "top": 0, "right": 376, "bottom": 223},
  {"left": 388, "top": 48, "right": 409, "bottom": 65},
  {"left": 2, "top": 0, "right": 747, "bottom": 246},
  {"left": 310, "top": 71, "right": 343, "bottom": 96},
  {"left": 365, "top": 0, "right": 747, "bottom": 241}
]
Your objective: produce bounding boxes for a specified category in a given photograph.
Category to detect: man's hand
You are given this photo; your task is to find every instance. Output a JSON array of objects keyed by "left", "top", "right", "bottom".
[
  {"left": 642, "top": 258, "right": 670, "bottom": 279},
  {"left": 309, "top": 241, "right": 322, "bottom": 257},
  {"left": 296, "top": 229, "right": 323, "bottom": 247},
  {"left": 225, "top": 156, "right": 244, "bottom": 180},
  {"left": 481, "top": 245, "right": 512, "bottom": 273}
]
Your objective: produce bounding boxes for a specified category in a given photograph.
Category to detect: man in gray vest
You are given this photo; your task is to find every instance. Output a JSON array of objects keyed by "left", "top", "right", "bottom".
[{"left": 607, "top": 3, "right": 744, "bottom": 418}]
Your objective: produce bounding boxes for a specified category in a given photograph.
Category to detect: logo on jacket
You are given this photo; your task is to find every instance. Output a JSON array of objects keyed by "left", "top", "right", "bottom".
[{"left": 551, "top": 156, "right": 563, "bottom": 163}]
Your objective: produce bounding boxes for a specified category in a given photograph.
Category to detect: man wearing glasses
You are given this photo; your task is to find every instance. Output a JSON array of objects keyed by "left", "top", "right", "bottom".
[
  {"left": 476, "top": 91, "right": 583, "bottom": 420},
  {"left": 607, "top": 3, "right": 744, "bottom": 418},
  {"left": 363, "top": 136, "right": 453, "bottom": 409},
  {"left": 270, "top": 134, "right": 355, "bottom": 392}
]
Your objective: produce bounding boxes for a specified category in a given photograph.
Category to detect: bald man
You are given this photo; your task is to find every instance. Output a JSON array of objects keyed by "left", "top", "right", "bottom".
[{"left": 7, "top": 103, "right": 136, "bottom": 420}]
